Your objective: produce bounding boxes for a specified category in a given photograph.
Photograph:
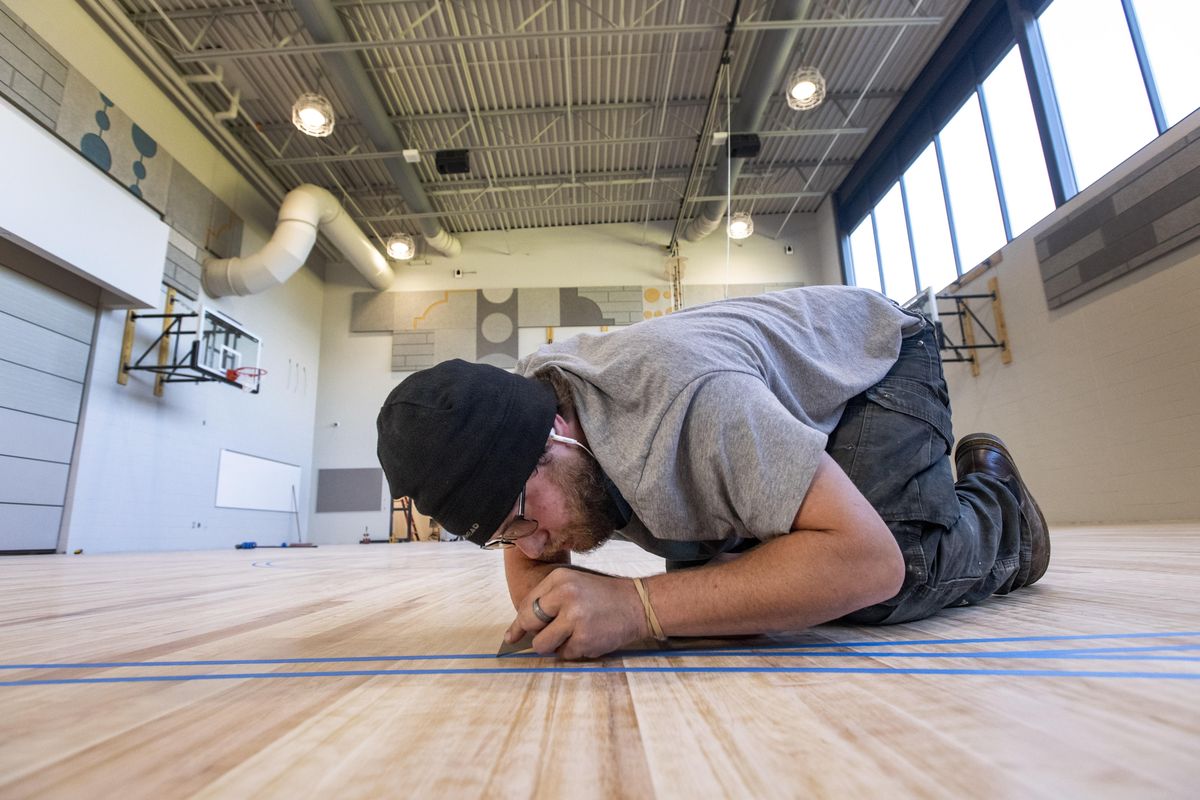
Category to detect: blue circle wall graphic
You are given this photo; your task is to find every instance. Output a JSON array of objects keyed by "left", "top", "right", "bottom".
[
  {"left": 79, "top": 93, "right": 114, "bottom": 173},
  {"left": 129, "top": 124, "right": 158, "bottom": 197}
]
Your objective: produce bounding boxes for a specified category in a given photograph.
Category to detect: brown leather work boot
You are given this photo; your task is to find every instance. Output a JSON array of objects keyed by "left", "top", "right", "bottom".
[{"left": 954, "top": 433, "right": 1050, "bottom": 588}]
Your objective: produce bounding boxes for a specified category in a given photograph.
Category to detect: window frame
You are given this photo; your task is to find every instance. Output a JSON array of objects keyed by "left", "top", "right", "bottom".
[{"left": 836, "top": 0, "right": 1187, "bottom": 294}]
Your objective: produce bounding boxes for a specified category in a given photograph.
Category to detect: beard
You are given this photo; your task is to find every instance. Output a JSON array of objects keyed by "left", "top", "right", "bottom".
[{"left": 542, "top": 447, "right": 616, "bottom": 556}]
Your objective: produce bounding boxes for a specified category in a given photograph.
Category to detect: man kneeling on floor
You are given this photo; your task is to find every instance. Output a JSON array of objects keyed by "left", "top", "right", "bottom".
[{"left": 376, "top": 286, "right": 1050, "bottom": 659}]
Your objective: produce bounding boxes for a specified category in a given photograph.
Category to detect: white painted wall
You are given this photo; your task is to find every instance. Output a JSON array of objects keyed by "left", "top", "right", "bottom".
[
  {"left": 4, "top": 0, "right": 327, "bottom": 552},
  {"left": 5, "top": 0, "right": 276, "bottom": 231},
  {"left": 65, "top": 271, "right": 323, "bottom": 552},
  {"left": 309, "top": 212, "right": 838, "bottom": 543},
  {"left": 944, "top": 113, "right": 1200, "bottom": 524},
  {"left": 0, "top": 97, "right": 168, "bottom": 308}
]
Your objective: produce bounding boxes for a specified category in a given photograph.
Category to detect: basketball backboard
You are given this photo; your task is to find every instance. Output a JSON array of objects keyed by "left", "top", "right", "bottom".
[
  {"left": 903, "top": 286, "right": 940, "bottom": 325},
  {"left": 195, "top": 307, "right": 262, "bottom": 391}
]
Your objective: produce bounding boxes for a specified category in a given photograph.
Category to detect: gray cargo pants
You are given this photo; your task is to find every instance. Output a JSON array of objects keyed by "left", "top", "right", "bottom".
[{"left": 829, "top": 322, "right": 1025, "bottom": 624}]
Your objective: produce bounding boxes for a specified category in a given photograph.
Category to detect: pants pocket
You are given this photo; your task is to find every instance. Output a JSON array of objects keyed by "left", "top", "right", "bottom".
[
  {"left": 880, "top": 577, "right": 981, "bottom": 624},
  {"left": 847, "top": 376, "right": 958, "bottom": 530}
]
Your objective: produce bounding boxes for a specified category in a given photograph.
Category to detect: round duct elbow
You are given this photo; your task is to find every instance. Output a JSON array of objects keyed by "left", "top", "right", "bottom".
[
  {"left": 684, "top": 211, "right": 724, "bottom": 242},
  {"left": 424, "top": 227, "right": 463, "bottom": 257},
  {"left": 202, "top": 256, "right": 240, "bottom": 298},
  {"left": 201, "top": 183, "right": 393, "bottom": 296},
  {"left": 202, "top": 220, "right": 317, "bottom": 297}
]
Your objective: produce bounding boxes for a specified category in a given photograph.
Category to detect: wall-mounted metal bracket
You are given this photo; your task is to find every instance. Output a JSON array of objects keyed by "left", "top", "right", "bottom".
[
  {"left": 117, "top": 288, "right": 257, "bottom": 393},
  {"left": 907, "top": 277, "right": 1011, "bottom": 377}
]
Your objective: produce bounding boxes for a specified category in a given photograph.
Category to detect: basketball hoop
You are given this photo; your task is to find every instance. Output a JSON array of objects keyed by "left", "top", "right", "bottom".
[
  {"left": 119, "top": 303, "right": 266, "bottom": 394},
  {"left": 226, "top": 366, "right": 267, "bottom": 391}
]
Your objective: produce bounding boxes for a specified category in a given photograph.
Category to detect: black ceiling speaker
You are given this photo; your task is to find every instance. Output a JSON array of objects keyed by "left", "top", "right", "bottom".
[
  {"left": 435, "top": 149, "right": 471, "bottom": 174},
  {"left": 728, "top": 134, "right": 761, "bottom": 159}
]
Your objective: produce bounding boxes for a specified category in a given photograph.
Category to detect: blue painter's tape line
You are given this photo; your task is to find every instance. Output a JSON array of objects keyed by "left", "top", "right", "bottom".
[
  {"left": 624, "top": 643, "right": 1200, "bottom": 661},
  {"left": 3, "top": 634, "right": 1200, "bottom": 672},
  {"left": 622, "top": 630, "right": 1200, "bottom": 656},
  {"left": 4, "top": 643, "right": 1198, "bottom": 672},
  {"left": 2, "top": 664, "right": 1199, "bottom": 688}
]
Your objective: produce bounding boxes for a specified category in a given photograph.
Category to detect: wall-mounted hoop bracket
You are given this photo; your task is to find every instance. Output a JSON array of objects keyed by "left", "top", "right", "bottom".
[
  {"left": 905, "top": 277, "right": 1012, "bottom": 377},
  {"left": 117, "top": 292, "right": 263, "bottom": 393}
]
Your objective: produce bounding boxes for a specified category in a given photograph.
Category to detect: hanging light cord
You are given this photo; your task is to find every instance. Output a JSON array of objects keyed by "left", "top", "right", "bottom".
[{"left": 724, "top": 65, "right": 733, "bottom": 301}]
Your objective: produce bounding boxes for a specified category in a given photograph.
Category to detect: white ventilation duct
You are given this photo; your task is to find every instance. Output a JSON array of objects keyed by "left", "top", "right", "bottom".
[
  {"left": 684, "top": 0, "right": 811, "bottom": 242},
  {"left": 293, "top": 0, "right": 462, "bottom": 258},
  {"left": 203, "top": 184, "right": 394, "bottom": 297}
]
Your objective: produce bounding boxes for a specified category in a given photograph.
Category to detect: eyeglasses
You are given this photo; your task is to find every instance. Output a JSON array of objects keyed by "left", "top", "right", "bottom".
[
  {"left": 481, "top": 486, "right": 538, "bottom": 550},
  {"left": 480, "top": 429, "right": 595, "bottom": 550}
]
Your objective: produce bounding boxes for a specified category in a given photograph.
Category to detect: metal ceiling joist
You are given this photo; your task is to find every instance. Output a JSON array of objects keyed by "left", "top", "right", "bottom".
[
  {"left": 388, "top": 93, "right": 902, "bottom": 124},
  {"left": 405, "top": 161, "right": 856, "bottom": 196},
  {"left": 241, "top": 95, "right": 897, "bottom": 137},
  {"left": 263, "top": 128, "right": 868, "bottom": 166},
  {"left": 172, "top": 17, "right": 944, "bottom": 63},
  {"left": 356, "top": 192, "right": 827, "bottom": 223},
  {"left": 78, "top": 0, "right": 287, "bottom": 205}
]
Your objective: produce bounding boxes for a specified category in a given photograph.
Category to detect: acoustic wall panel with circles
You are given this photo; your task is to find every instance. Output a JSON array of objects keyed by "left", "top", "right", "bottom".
[{"left": 476, "top": 288, "right": 518, "bottom": 368}]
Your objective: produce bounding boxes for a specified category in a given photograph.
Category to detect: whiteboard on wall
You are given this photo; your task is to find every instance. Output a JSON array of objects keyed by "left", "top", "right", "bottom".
[{"left": 215, "top": 449, "right": 302, "bottom": 512}]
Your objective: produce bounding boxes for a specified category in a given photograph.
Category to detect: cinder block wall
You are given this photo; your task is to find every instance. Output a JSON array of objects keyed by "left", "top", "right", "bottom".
[
  {"left": 0, "top": 1, "right": 65, "bottom": 127},
  {"left": 945, "top": 113, "right": 1200, "bottom": 525}
]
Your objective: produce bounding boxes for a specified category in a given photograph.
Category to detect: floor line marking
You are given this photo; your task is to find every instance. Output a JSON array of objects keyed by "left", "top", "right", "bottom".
[
  {"left": 3, "top": 664, "right": 1198, "bottom": 687},
  {"left": 4, "top": 634, "right": 1199, "bottom": 671},
  {"left": 3, "top": 644, "right": 1199, "bottom": 672},
  {"left": 4, "top": 633, "right": 1195, "bottom": 671}
]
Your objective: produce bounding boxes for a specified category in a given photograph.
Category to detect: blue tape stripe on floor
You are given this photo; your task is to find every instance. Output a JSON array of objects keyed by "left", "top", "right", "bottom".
[
  {"left": 4, "top": 633, "right": 1195, "bottom": 671},
  {"left": 676, "top": 630, "right": 1200, "bottom": 650},
  {"left": 4, "top": 643, "right": 1198, "bottom": 671},
  {"left": 3, "top": 664, "right": 1198, "bottom": 687},
  {"left": 607, "top": 632, "right": 1200, "bottom": 659},
  {"left": 622, "top": 643, "right": 1200, "bottom": 661},
  {"left": 3, "top": 635, "right": 1198, "bottom": 671}
]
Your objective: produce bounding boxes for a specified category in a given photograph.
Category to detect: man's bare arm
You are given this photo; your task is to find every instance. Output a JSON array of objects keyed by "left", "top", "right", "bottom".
[
  {"left": 503, "top": 547, "right": 569, "bottom": 609},
  {"left": 644, "top": 451, "right": 905, "bottom": 635},
  {"left": 508, "top": 451, "right": 906, "bottom": 657}
]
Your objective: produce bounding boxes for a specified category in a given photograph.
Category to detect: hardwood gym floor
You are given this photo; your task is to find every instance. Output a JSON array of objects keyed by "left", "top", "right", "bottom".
[{"left": 1, "top": 525, "right": 1197, "bottom": 798}]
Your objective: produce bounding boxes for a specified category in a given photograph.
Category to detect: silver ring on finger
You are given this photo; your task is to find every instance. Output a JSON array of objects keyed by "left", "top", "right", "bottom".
[{"left": 532, "top": 596, "right": 555, "bottom": 624}]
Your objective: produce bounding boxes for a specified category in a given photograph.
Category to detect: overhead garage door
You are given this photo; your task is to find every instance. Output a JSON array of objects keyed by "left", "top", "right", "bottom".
[{"left": 0, "top": 260, "right": 95, "bottom": 553}]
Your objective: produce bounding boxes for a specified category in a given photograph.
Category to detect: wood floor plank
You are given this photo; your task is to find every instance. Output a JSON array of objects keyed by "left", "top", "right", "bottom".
[{"left": 0, "top": 526, "right": 1197, "bottom": 798}]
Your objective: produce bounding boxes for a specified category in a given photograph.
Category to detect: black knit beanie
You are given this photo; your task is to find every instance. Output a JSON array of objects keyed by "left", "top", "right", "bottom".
[{"left": 376, "top": 359, "right": 557, "bottom": 545}]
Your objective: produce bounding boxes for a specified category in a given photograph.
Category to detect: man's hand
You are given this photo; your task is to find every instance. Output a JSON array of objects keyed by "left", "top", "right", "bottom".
[{"left": 505, "top": 568, "right": 648, "bottom": 659}]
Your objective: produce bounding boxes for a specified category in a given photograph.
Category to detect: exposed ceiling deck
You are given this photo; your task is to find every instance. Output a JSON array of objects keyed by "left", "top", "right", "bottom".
[{"left": 96, "top": 0, "right": 970, "bottom": 254}]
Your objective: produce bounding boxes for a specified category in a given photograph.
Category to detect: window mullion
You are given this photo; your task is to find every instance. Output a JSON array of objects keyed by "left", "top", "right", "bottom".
[
  {"left": 1120, "top": 0, "right": 1167, "bottom": 134},
  {"left": 976, "top": 84, "right": 1014, "bottom": 242},
  {"left": 869, "top": 209, "right": 887, "bottom": 297},
  {"left": 898, "top": 176, "right": 922, "bottom": 293},
  {"left": 840, "top": 230, "right": 854, "bottom": 285},
  {"left": 933, "top": 135, "right": 963, "bottom": 278},
  {"left": 1005, "top": 0, "right": 1077, "bottom": 205}
]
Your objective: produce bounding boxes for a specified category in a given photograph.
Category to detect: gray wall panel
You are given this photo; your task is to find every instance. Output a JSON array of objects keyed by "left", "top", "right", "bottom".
[
  {"left": 0, "top": 406, "right": 75, "bottom": 462},
  {"left": 0, "top": 503, "right": 62, "bottom": 550},
  {"left": 0, "top": 263, "right": 94, "bottom": 342},
  {"left": 0, "top": 310, "right": 90, "bottom": 379},
  {"left": 316, "top": 468, "right": 384, "bottom": 513},
  {"left": 0, "top": 353, "right": 84, "bottom": 421},
  {"left": 1038, "top": 132, "right": 1200, "bottom": 309},
  {"left": 0, "top": 453, "right": 68, "bottom": 504},
  {"left": 0, "top": 260, "right": 92, "bottom": 552}
]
